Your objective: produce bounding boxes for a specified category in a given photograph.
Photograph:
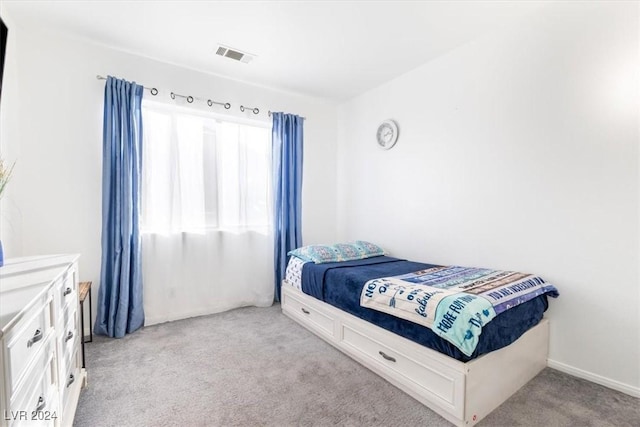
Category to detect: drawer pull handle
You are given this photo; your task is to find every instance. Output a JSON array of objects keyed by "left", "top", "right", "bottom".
[
  {"left": 27, "top": 329, "right": 43, "bottom": 348},
  {"left": 67, "top": 374, "right": 75, "bottom": 388},
  {"left": 64, "top": 287, "right": 73, "bottom": 296},
  {"left": 301, "top": 307, "right": 310, "bottom": 315},
  {"left": 65, "top": 331, "right": 74, "bottom": 342},
  {"left": 379, "top": 351, "right": 396, "bottom": 363},
  {"left": 36, "top": 396, "right": 46, "bottom": 412}
]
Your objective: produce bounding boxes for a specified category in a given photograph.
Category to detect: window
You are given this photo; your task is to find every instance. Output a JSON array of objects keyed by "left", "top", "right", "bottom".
[{"left": 141, "top": 101, "right": 271, "bottom": 234}]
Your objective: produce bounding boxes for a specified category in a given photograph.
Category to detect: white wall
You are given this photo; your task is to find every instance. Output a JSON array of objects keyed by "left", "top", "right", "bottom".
[
  {"left": 0, "top": 9, "right": 22, "bottom": 256},
  {"left": 0, "top": 22, "right": 337, "bottom": 325},
  {"left": 337, "top": 2, "right": 639, "bottom": 395}
]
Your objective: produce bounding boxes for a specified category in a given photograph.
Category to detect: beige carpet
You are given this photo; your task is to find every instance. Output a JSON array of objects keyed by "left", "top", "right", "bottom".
[{"left": 74, "top": 305, "right": 639, "bottom": 427}]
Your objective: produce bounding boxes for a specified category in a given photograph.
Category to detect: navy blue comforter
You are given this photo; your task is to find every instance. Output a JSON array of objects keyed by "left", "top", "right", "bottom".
[{"left": 301, "top": 256, "right": 549, "bottom": 362}]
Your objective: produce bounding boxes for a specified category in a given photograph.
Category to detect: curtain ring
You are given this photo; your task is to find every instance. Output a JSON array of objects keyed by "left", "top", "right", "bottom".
[
  {"left": 209, "top": 100, "right": 231, "bottom": 109},
  {"left": 240, "top": 105, "right": 259, "bottom": 114},
  {"left": 187, "top": 96, "right": 194, "bottom": 103},
  {"left": 170, "top": 92, "right": 176, "bottom": 99},
  {"left": 150, "top": 88, "right": 158, "bottom": 96}
]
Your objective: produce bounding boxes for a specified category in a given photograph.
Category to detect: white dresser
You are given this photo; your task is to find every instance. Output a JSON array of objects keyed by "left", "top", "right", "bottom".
[{"left": 0, "top": 255, "right": 87, "bottom": 427}]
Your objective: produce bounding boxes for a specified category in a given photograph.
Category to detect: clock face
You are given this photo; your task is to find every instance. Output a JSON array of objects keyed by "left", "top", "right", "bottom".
[{"left": 376, "top": 120, "right": 399, "bottom": 149}]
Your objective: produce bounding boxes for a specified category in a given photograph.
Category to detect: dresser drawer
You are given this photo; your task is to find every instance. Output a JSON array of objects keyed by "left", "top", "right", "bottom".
[
  {"left": 10, "top": 386, "right": 58, "bottom": 427},
  {"left": 56, "top": 300, "right": 77, "bottom": 336},
  {"left": 55, "top": 270, "right": 77, "bottom": 314},
  {"left": 60, "top": 348, "right": 81, "bottom": 410},
  {"left": 59, "top": 313, "right": 79, "bottom": 369},
  {"left": 283, "top": 291, "right": 335, "bottom": 338},
  {"left": 8, "top": 338, "right": 57, "bottom": 427},
  {"left": 341, "top": 324, "right": 463, "bottom": 416},
  {"left": 5, "top": 293, "right": 54, "bottom": 395},
  {"left": 10, "top": 388, "right": 59, "bottom": 427}
]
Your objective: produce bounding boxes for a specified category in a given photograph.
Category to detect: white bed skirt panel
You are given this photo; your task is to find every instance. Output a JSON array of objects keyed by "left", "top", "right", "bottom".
[{"left": 142, "top": 230, "right": 274, "bottom": 325}]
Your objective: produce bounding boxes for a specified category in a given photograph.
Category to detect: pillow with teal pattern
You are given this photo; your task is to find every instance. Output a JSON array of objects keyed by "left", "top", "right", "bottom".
[
  {"left": 353, "top": 240, "right": 386, "bottom": 257},
  {"left": 332, "top": 243, "right": 365, "bottom": 261},
  {"left": 288, "top": 241, "right": 386, "bottom": 264},
  {"left": 288, "top": 245, "right": 341, "bottom": 264}
]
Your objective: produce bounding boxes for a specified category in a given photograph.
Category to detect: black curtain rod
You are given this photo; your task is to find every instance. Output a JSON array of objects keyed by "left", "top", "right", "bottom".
[{"left": 96, "top": 75, "right": 305, "bottom": 119}]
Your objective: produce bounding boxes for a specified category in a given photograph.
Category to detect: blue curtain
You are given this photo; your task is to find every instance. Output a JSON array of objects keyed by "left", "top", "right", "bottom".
[
  {"left": 94, "top": 76, "right": 145, "bottom": 338},
  {"left": 272, "top": 113, "right": 304, "bottom": 302}
]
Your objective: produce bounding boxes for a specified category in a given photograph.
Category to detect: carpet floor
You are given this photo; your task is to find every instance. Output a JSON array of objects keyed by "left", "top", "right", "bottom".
[{"left": 74, "top": 305, "right": 639, "bottom": 427}]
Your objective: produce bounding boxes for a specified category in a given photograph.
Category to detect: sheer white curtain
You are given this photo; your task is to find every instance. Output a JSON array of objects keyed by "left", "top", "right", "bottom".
[{"left": 141, "top": 101, "right": 273, "bottom": 324}]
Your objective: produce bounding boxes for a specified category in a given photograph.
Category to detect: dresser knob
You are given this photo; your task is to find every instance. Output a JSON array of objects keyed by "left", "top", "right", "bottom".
[
  {"left": 65, "top": 331, "right": 74, "bottom": 342},
  {"left": 66, "top": 374, "right": 75, "bottom": 388},
  {"left": 63, "top": 287, "right": 72, "bottom": 296}
]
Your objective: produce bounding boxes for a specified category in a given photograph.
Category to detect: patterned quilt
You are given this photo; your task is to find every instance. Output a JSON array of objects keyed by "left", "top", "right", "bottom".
[{"left": 360, "top": 266, "right": 559, "bottom": 356}]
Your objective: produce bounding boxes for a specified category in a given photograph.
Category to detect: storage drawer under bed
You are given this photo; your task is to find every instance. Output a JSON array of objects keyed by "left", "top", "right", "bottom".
[
  {"left": 281, "top": 286, "right": 335, "bottom": 338},
  {"left": 339, "top": 322, "right": 464, "bottom": 418}
]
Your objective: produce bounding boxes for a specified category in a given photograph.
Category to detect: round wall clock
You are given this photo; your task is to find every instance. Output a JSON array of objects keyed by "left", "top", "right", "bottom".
[{"left": 376, "top": 119, "right": 399, "bottom": 150}]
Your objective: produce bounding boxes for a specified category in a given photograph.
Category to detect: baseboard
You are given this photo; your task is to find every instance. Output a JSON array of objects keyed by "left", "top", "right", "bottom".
[
  {"left": 547, "top": 359, "right": 640, "bottom": 398},
  {"left": 145, "top": 302, "right": 274, "bottom": 326},
  {"left": 146, "top": 308, "right": 216, "bottom": 326}
]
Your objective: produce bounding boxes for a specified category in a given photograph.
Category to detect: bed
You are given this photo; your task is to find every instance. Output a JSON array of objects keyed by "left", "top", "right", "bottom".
[{"left": 280, "top": 242, "right": 559, "bottom": 427}]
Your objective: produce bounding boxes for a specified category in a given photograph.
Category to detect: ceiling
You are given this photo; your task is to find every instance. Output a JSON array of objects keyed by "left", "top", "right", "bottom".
[{"left": 2, "top": 0, "right": 543, "bottom": 102}]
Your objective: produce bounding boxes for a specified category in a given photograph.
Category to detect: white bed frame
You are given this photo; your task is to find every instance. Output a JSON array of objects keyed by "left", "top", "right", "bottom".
[{"left": 281, "top": 283, "right": 549, "bottom": 426}]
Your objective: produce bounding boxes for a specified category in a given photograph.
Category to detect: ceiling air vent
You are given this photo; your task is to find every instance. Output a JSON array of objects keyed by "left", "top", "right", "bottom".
[{"left": 215, "top": 44, "right": 255, "bottom": 64}]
